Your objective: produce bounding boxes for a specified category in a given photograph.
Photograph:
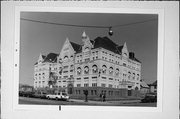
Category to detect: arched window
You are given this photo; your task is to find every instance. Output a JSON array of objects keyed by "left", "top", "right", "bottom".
[
  {"left": 77, "top": 67, "right": 81, "bottom": 75},
  {"left": 109, "top": 67, "right": 113, "bottom": 75},
  {"left": 92, "top": 65, "right": 98, "bottom": 74},
  {"left": 128, "top": 71, "right": 131, "bottom": 79},
  {"left": 84, "top": 66, "right": 89, "bottom": 74},
  {"left": 115, "top": 68, "right": 119, "bottom": 76},
  {"left": 135, "top": 87, "right": 139, "bottom": 90},
  {"left": 70, "top": 55, "right": 73, "bottom": 59},
  {"left": 59, "top": 58, "right": 62, "bottom": 63},
  {"left": 85, "top": 47, "right": 89, "bottom": 52},
  {"left": 102, "top": 65, "right": 107, "bottom": 74},
  {"left": 59, "top": 67, "right": 62, "bottom": 75},
  {"left": 64, "top": 56, "right": 68, "bottom": 60},
  {"left": 133, "top": 73, "right": 135, "bottom": 79},
  {"left": 137, "top": 74, "right": 139, "bottom": 80}
]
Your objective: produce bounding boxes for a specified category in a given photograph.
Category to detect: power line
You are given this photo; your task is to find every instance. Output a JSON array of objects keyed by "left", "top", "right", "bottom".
[
  {"left": 20, "top": 18, "right": 109, "bottom": 29},
  {"left": 20, "top": 17, "right": 157, "bottom": 29},
  {"left": 112, "top": 18, "right": 157, "bottom": 28}
]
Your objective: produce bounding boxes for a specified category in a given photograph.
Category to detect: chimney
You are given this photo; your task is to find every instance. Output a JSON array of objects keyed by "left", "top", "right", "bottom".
[{"left": 129, "top": 52, "right": 135, "bottom": 59}]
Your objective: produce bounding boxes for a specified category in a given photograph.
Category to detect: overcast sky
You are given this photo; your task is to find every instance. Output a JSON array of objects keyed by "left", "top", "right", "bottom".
[{"left": 20, "top": 12, "right": 158, "bottom": 86}]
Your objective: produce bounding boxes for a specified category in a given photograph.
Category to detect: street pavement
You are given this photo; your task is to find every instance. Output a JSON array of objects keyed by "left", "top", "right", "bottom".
[{"left": 19, "top": 97, "right": 156, "bottom": 107}]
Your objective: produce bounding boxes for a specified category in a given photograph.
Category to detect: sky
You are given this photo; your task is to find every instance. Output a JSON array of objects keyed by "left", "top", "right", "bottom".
[{"left": 20, "top": 12, "right": 158, "bottom": 86}]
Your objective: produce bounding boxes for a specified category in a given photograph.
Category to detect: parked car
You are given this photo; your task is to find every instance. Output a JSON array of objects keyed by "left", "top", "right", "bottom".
[
  {"left": 141, "top": 93, "right": 157, "bottom": 103},
  {"left": 19, "top": 91, "right": 35, "bottom": 97},
  {"left": 46, "top": 92, "right": 69, "bottom": 101},
  {"left": 33, "top": 92, "right": 47, "bottom": 99}
]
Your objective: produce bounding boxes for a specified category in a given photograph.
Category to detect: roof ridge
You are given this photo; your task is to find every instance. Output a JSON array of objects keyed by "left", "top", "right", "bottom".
[{"left": 70, "top": 41, "right": 81, "bottom": 46}]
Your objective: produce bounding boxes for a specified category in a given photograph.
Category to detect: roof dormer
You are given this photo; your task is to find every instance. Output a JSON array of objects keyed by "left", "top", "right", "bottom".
[{"left": 82, "top": 31, "right": 93, "bottom": 52}]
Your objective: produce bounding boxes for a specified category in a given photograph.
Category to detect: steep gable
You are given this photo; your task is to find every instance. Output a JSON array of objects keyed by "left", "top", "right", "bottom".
[
  {"left": 43, "top": 53, "right": 59, "bottom": 63},
  {"left": 70, "top": 41, "right": 82, "bottom": 53},
  {"left": 93, "top": 36, "right": 121, "bottom": 54}
]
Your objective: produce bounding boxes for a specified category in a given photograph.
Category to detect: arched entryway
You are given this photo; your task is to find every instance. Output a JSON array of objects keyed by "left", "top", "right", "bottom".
[{"left": 67, "top": 84, "right": 73, "bottom": 94}]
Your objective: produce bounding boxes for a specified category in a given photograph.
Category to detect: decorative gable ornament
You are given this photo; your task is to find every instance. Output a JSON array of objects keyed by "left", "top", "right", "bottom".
[
  {"left": 122, "top": 42, "right": 129, "bottom": 58},
  {"left": 82, "top": 31, "right": 93, "bottom": 52},
  {"left": 38, "top": 53, "right": 43, "bottom": 64}
]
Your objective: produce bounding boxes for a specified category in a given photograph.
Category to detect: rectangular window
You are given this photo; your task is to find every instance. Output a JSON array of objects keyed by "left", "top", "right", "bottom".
[
  {"left": 63, "top": 71, "right": 68, "bottom": 73},
  {"left": 85, "top": 58, "right": 90, "bottom": 62},
  {"left": 123, "top": 63, "right": 126, "bottom": 66},
  {"left": 92, "top": 83, "right": 97, "bottom": 87},
  {"left": 76, "top": 78, "right": 81, "bottom": 80},
  {"left": 92, "top": 76, "right": 97, "bottom": 79},
  {"left": 84, "top": 77, "right": 89, "bottom": 79},
  {"left": 102, "top": 77, "right": 106, "bottom": 79},
  {"left": 84, "top": 83, "right": 89, "bottom": 87},
  {"left": 94, "top": 90, "right": 97, "bottom": 95},
  {"left": 77, "top": 84, "right": 81, "bottom": 87},
  {"left": 109, "top": 84, "right": 113, "bottom": 88},
  {"left": 63, "top": 66, "right": 68, "bottom": 69},
  {"left": 109, "top": 78, "right": 113, "bottom": 80},
  {"left": 91, "top": 90, "right": 93, "bottom": 95},
  {"left": 101, "top": 84, "right": 106, "bottom": 87}
]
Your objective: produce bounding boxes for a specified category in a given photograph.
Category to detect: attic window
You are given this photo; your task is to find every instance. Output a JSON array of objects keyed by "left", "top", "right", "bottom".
[
  {"left": 84, "top": 47, "right": 89, "bottom": 52},
  {"left": 64, "top": 56, "right": 68, "bottom": 60}
]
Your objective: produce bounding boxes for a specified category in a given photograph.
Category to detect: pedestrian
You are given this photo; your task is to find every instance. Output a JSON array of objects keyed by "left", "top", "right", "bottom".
[
  {"left": 99, "top": 93, "right": 103, "bottom": 102},
  {"left": 84, "top": 90, "right": 88, "bottom": 102},
  {"left": 103, "top": 93, "right": 106, "bottom": 102}
]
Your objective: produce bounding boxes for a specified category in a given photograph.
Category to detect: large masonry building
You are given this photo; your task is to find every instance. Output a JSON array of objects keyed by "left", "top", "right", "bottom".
[{"left": 34, "top": 32, "right": 141, "bottom": 98}]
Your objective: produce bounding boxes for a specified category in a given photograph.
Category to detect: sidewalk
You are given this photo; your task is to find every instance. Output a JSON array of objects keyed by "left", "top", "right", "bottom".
[
  {"left": 69, "top": 99, "right": 112, "bottom": 105},
  {"left": 69, "top": 98, "right": 141, "bottom": 105}
]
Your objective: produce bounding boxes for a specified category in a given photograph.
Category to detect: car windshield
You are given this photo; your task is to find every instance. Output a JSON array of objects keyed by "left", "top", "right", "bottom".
[{"left": 62, "top": 93, "right": 67, "bottom": 96}]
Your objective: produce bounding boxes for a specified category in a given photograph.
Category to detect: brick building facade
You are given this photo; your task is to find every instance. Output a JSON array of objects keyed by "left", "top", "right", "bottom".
[{"left": 33, "top": 31, "right": 141, "bottom": 99}]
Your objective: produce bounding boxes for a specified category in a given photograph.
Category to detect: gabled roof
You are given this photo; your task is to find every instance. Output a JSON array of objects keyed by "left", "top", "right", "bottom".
[
  {"left": 43, "top": 53, "right": 59, "bottom": 63},
  {"left": 70, "top": 41, "right": 82, "bottom": 53},
  {"left": 134, "top": 58, "right": 141, "bottom": 63},
  {"left": 93, "top": 36, "right": 120, "bottom": 54},
  {"left": 42, "top": 55, "right": 46, "bottom": 59},
  {"left": 116, "top": 45, "right": 123, "bottom": 54},
  {"left": 140, "top": 81, "right": 149, "bottom": 88},
  {"left": 93, "top": 36, "right": 141, "bottom": 63},
  {"left": 149, "top": 80, "right": 157, "bottom": 86},
  {"left": 34, "top": 55, "right": 46, "bottom": 65}
]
